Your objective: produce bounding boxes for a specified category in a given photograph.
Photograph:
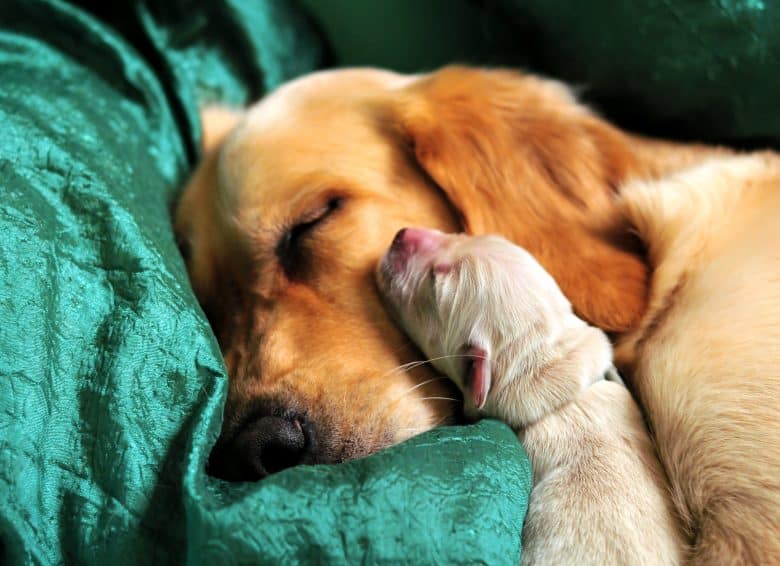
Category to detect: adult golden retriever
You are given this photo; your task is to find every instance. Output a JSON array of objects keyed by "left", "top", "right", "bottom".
[{"left": 174, "top": 67, "right": 780, "bottom": 563}]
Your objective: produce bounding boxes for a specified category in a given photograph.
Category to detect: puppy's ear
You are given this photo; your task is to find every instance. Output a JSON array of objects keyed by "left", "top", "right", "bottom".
[
  {"left": 393, "top": 67, "right": 648, "bottom": 332},
  {"left": 200, "top": 106, "right": 244, "bottom": 154},
  {"left": 466, "top": 345, "right": 491, "bottom": 410}
]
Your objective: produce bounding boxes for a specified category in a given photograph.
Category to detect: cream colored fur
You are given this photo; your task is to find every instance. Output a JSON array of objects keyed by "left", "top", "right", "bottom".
[
  {"left": 377, "top": 231, "right": 684, "bottom": 565},
  {"left": 615, "top": 154, "right": 780, "bottom": 564}
]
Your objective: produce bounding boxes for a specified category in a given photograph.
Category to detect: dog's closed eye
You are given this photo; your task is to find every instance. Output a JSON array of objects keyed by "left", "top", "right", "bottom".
[{"left": 276, "top": 196, "right": 344, "bottom": 278}]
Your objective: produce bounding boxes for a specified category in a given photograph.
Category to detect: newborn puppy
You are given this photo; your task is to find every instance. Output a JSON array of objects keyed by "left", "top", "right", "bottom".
[{"left": 376, "top": 228, "right": 684, "bottom": 565}]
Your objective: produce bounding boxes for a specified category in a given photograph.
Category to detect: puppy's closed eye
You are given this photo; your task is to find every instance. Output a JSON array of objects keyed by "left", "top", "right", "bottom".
[{"left": 276, "top": 196, "right": 344, "bottom": 278}]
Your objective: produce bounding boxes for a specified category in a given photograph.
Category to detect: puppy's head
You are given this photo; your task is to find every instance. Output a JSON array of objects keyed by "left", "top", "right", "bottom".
[{"left": 377, "top": 228, "right": 572, "bottom": 419}]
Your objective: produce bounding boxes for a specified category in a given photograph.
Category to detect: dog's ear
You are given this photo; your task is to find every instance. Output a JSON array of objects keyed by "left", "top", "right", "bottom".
[
  {"left": 200, "top": 106, "right": 244, "bottom": 154},
  {"left": 175, "top": 106, "right": 244, "bottom": 305},
  {"left": 393, "top": 67, "right": 648, "bottom": 332},
  {"left": 466, "top": 345, "right": 491, "bottom": 410}
]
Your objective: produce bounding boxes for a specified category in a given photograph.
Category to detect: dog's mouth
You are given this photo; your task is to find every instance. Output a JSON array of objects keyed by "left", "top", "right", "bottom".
[{"left": 206, "top": 372, "right": 462, "bottom": 482}]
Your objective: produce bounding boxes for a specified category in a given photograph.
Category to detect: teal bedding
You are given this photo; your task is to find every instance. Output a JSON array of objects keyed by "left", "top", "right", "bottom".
[{"left": 2, "top": 0, "right": 779, "bottom": 564}]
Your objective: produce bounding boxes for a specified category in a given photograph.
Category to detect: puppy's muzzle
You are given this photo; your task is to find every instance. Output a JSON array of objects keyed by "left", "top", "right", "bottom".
[{"left": 386, "top": 227, "right": 444, "bottom": 274}]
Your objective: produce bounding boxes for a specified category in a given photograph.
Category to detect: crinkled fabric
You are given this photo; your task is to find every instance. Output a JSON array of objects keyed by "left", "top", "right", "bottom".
[{"left": 0, "top": 1, "right": 532, "bottom": 564}]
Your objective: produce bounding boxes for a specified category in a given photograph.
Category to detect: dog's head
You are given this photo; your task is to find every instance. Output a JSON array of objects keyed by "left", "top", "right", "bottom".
[{"left": 174, "top": 66, "right": 655, "bottom": 480}]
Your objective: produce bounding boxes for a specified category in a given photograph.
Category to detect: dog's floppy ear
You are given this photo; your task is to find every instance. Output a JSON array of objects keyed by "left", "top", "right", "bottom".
[
  {"left": 393, "top": 67, "right": 648, "bottom": 332},
  {"left": 175, "top": 106, "right": 244, "bottom": 304},
  {"left": 466, "top": 345, "right": 491, "bottom": 410}
]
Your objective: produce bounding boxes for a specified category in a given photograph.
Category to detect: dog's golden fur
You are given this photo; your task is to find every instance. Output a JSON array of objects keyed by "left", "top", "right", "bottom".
[
  {"left": 615, "top": 154, "right": 780, "bottom": 564},
  {"left": 175, "top": 66, "right": 779, "bottom": 562}
]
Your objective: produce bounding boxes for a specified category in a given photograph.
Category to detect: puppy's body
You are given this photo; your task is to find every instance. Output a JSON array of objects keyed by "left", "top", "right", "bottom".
[
  {"left": 377, "top": 230, "right": 683, "bottom": 565},
  {"left": 521, "top": 382, "right": 678, "bottom": 566}
]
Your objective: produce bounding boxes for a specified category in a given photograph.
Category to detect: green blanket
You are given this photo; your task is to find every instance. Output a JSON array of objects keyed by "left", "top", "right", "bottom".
[{"left": 0, "top": 1, "right": 530, "bottom": 564}]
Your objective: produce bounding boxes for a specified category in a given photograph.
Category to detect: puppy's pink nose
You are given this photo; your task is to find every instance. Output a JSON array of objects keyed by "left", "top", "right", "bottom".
[
  {"left": 391, "top": 227, "right": 444, "bottom": 255},
  {"left": 388, "top": 227, "right": 444, "bottom": 273}
]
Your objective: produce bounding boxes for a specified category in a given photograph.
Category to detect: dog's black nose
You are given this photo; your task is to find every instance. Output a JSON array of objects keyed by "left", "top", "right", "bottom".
[{"left": 208, "top": 415, "right": 308, "bottom": 481}]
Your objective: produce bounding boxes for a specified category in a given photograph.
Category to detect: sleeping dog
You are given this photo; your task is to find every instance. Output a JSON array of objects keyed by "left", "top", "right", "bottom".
[{"left": 376, "top": 228, "right": 684, "bottom": 565}]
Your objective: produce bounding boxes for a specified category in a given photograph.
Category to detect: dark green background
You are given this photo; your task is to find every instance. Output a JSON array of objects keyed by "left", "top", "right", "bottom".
[{"left": 304, "top": 0, "right": 780, "bottom": 146}]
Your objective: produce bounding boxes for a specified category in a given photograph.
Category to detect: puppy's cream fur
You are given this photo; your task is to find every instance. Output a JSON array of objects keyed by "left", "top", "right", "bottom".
[{"left": 377, "top": 231, "right": 684, "bottom": 565}]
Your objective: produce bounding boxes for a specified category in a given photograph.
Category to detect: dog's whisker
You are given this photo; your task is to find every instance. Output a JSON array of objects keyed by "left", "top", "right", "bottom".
[
  {"left": 386, "top": 373, "right": 457, "bottom": 408},
  {"left": 379, "top": 358, "right": 437, "bottom": 378},
  {"left": 392, "top": 376, "right": 447, "bottom": 400},
  {"left": 378, "top": 360, "right": 424, "bottom": 380},
  {"left": 379, "top": 353, "right": 479, "bottom": 412},
  {"left": 380, "top": 353, "right": 484, "bottom": 381},
  {"left": 381, "top": 363, "right": 422, "bottom": 378},
  {"left": 385, "top": 385, "right": 459, "bottom": 413}
]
